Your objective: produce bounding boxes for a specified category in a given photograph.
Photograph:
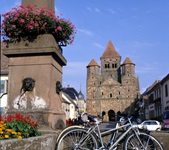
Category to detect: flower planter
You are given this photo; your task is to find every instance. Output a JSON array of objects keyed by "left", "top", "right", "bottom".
[
  {"left": 0, "top": 133, "right": 58, "bottom": 150},
  {"left": 3, "top": 34, "right": 66, "bottom": 65}
]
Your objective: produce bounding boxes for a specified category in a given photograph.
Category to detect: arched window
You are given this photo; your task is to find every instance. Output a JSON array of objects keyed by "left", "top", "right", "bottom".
[
  {"left": 115, "top": 63, "right": 117, "bottom": 68},
  {"left": 110, "top": 93, "right": 112, "bottom": 98},
  {"left": 112, "top": 64, "right": 114, "bottom": 68}
]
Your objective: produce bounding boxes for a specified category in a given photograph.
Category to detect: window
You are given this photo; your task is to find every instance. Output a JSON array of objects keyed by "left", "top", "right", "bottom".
[
  {"left": 0, "top": 80, "right": 6, "bottom": 93},
  {"left": 110, "top": 93, "right": 112, "bottom": 98},
  {"left": 105, "top": 64, "right": 110, "bottom": 68},
  {"left": 165, "top": 84, "right": 168, "bottom": 97},
  {"left": 112, "top": 63, "right": 117, "bottom": 68},
  {"left": 115, "top": 63, "right": 117, "bottom": 68},
  {"left": 112, "top": 64, "right": 114, "bottom": 68}
]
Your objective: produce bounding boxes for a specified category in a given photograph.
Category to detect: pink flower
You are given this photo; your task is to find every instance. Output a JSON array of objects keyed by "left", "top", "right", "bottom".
[
  {"left": 15, "top": 13, "right": 19, "bottom": 17},
  {"left": 34, "top": 22, "right": 39, "bottom": 27},
  {"left": 20, "top": 19, "right": 25, "bottom": 23},
  {"left": 27, "top": 25, "right": 33, "bottom": 29},
  {"left": 13, "top": 17, "right": 18, "bottom": 21},
  {"left": 11, "top": 25, "right": 16, "bottom": 28},
  {"left": 30, "top": 20, "right": 34, "bottom": 24},
  {"left": 57, "top": 26, "right": 62, "bottom": 31}
]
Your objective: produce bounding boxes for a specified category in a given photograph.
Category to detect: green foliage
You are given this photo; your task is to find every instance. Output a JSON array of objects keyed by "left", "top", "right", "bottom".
[{"left": 0, "top": 113, "right": 41, "bottom": 140}]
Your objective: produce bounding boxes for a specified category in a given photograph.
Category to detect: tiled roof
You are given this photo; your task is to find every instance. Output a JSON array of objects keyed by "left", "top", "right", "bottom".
[
  {"left": 147, "top": 80, "right": 161, "bottom": 92},
  {"left": 100, "top": 40, "right": 120, "bottom": 59},
  {"left": 62, "top": 87, "right": 79, "bottom": 100},
  {"left": 122, "top": 57, "right": 135, "bottom": 65},
  {"left": 1, "top": 42, "right": 9, "bottom": 75},
  {"left": 86, "top": 58, "right": 100, "bottom": 68}
]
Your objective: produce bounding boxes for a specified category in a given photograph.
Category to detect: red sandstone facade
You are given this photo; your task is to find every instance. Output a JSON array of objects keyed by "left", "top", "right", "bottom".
[{"left": 86, "top": 41, "right": 140, "bottom": 120}]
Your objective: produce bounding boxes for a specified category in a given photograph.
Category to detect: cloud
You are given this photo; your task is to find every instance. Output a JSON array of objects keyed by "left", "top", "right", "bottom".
[
  {"left": 93, "top": 43, "right": 105, "bottom": 49},
  {"left": 86, "top": 6, "right": 92, "bottom": 12},
  {"left": 94, "top": 8, "right": 101, "bottom": 13},
  {"left": 62, "top": 61, "right": 88, "bottom": 91},
  {"left": 136, "top": 66, "right": 157, "bottom": 74},
  {"left": 86, "top": 6, "right": 101, "bottom": 13},
  {"left": 63, "top": 61, "right": 87, "bottom": 76},
  {"left": 78, "top": 28, "right": 93, "bottom": 37},
  {"left": 132, "top": 41, "right": 154, "bottom": 48},
  {"left": 106, "top": 9, "right": 116, "bottom": 15}
]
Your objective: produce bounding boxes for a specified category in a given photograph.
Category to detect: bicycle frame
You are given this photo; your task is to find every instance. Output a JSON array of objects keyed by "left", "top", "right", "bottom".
[{"left": 76, "top": 121, "right": 142, "bottom": 150}]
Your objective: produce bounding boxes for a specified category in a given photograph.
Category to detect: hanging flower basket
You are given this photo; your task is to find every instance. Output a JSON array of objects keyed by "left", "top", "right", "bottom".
[{"left": 1, "top": 5, "right": 76, "bottom": 47}]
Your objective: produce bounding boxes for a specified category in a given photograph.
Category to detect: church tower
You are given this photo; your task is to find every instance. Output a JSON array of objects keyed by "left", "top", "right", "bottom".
[
  {"left": 86, "top": 59, "right": 100, "bottom": 99},
  {"left": 121, "top": 57, "right": 135, "bottom": 77},
  {"left": 86, "top": 40, "right": 140, "bottom": 120},
  {"left": 100, "top": 41, "right": 121, "bottom": 82}
]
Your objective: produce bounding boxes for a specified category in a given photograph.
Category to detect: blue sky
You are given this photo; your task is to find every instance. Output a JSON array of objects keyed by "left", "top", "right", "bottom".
[{"left": 1, "top": 0, "right": 169, "bottom": 97}]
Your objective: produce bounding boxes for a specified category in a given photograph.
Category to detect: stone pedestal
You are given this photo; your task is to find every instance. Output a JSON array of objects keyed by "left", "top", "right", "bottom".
[
  {"left": 22, "top": 0, "right": 55, "bottom": 12},
  {"left": 3, "top": 34, "right": 67, "bottom": 129}
]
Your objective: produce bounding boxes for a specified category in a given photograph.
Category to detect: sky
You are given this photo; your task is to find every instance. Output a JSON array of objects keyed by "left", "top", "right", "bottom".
[{"left": 1, "top": 0, "right": 169, "bottom": 97}]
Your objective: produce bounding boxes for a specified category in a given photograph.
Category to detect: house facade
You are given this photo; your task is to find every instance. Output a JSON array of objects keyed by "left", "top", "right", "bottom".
[
  {"left": 141, "top": 74, "right": 169, "bottom": 120},
  {"left": 0, "top": 42, "right": 8, "bottom": 115}
]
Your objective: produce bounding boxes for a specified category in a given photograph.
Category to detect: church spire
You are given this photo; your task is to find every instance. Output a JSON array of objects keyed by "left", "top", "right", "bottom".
[{"left": 100, "top": 40, "right": 120, "bottom": 59}]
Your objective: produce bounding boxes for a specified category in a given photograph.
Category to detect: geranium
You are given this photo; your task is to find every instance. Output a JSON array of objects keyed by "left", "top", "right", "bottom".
[
  {"left": 1, "top": 5, "right": 76, "bottom": 46},
  {"left": 0, "top": 113, "right": 41, "bottom": 140}
]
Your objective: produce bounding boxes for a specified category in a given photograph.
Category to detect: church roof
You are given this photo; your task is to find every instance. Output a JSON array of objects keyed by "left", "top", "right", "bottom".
[
  {"left": 100, "top": 40, "right": 120, "bottom": 59},
  {"left": 121, "top": 57, "right": 135, "bottom": 65},
  {"left": 86, "top": 59, "right": 100, "bottom": 68},
  {"left": 78, "top": 90, "right": 85, "bottom": 100}
]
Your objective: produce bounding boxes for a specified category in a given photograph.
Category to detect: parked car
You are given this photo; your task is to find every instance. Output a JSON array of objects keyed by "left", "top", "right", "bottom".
[
  {"left": 138, "top": 120, "right": 161, "bottom": 131},
  {"left": 162, "top": 111, "right": 169, "bottom": 129}
]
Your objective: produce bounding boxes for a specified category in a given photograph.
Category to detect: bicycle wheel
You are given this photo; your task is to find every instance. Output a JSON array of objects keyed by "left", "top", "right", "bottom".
[
  {"left": 124, "top": 132, "right": 164, "bottom": 150},
  {"left": 56, "top": 125, "right": 83, "bottom": 143},
  {"left": 56, "top": 128, "right": 99, "bottom": 150}
]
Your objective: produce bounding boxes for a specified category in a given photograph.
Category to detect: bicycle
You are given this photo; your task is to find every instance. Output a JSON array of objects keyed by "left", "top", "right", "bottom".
[{"left": 56, "top": 109, "right": 164, "bottom": 150}]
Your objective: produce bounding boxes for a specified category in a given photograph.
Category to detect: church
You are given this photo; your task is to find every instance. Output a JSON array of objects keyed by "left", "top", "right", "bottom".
[{"left": 86, "top": 41, "right": 140, "bottom": 121}]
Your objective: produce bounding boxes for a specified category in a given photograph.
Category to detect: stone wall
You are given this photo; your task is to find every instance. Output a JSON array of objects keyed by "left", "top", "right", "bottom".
[
  {"left": 0, "top": 132, "right": 168, "bottom": 150},
  {"left": 0, "top": 134, "right": 58, "bottom": 150}
]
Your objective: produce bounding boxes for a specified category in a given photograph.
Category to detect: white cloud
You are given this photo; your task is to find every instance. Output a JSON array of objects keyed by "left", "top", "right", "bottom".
[
  {"left": 86, "top": 6, "right": 92, "bottom": 12},
  {"left": 78, "top": 28, "right": 93, "bottom": 37},
  {"left": 93, "top": 43, "right": 105, "bottom": 49},
  {"left": 132, "top": 41, "right": 154, "bottom": 48},
  {"left": 63, "top": 61, "right": 87, "bottom": 76},
  {"left": 95, "top": 8, "right": 101, "bottom": 13},
  {"left": 106, "top": 9, "right": 116, "bottom": 15},
  {"left": 136, "top": 66, "right": 157, "bottom": 74}
]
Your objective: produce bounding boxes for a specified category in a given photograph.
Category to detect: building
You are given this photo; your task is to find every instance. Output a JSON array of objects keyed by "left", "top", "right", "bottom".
[
  {"left": 62, "top": 92, "right": 78, "bottom": 119},
  {"left": 161, "top": 74, "right": 169, "bottom": 112},
  {"left": 86, "top": 41, "right": 140, "bottom": 121},
  {"left": 0, "top": 42, "right": 8, "bottom": 115},
  {"left": 141, "top": 74, "right": 169, "bottom": 120},
  {"left": 62, "top": 86, "right": 86, "bottom": 113}
]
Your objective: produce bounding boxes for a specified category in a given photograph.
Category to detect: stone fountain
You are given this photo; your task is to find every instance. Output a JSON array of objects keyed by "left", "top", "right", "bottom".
[{"left": 2, "top": 0, "right": 67, "bottom": 129}]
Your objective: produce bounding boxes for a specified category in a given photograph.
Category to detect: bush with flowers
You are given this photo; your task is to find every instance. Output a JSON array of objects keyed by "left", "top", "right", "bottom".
[
  {"left": 1, "top": 5, "right": 76, "bottom": 46},
  {"left": 66, "top": 118, "right": 74, "bottom": 127},
  {"left": 0, "top": 113, "right": 41, "bottom": 140}
]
